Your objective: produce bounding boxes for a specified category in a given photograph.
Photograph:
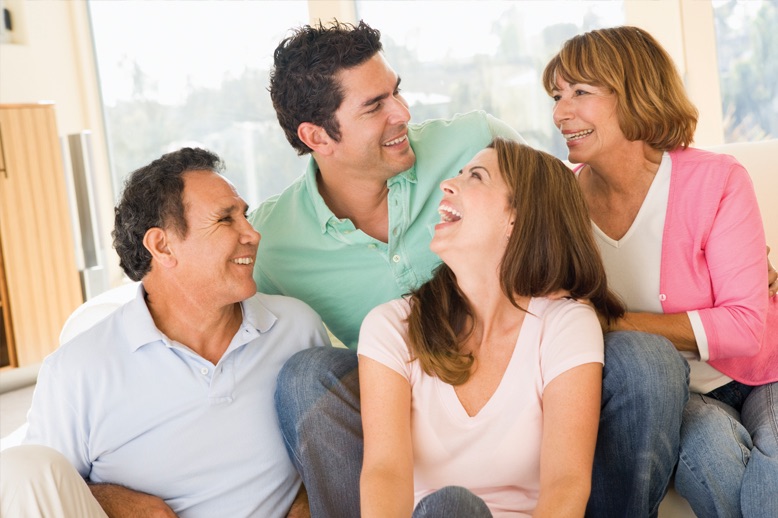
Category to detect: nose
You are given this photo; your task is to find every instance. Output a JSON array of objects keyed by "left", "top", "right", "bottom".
[
  {"left": 439, "top": 176, "right": 457, "bottom": 194},
  {"left": 552, "top": 97, "right": 571, "bottom": 128},
  {"left": 239, "top": 217, "right": 261, "bottom": 246},
  {"left": 388, "top": 93, "right": 411, "bottom": 124}
]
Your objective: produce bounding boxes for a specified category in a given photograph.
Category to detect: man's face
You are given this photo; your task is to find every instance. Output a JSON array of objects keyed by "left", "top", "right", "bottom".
[
  {"left": 327, "top": 53, "right": 415, "bottom": 182},
  {"left": 165, "top": 170, "right": 260, "bottom": 308}
]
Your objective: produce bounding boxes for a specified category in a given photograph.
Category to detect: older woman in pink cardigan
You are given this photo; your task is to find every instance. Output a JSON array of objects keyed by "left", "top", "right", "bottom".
[{"left": 544, "top": 26, "right": 777, "bottom": 518}]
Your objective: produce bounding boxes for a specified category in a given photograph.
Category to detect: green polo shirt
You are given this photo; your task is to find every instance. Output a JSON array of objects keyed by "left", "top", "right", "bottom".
[{"left": 249, "top": 111, "right": 522, "bottom": 348}]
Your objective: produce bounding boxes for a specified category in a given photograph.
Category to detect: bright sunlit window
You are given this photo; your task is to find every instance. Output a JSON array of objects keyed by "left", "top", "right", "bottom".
[
  {"left": 712, "top": 0, "right": 777, "bottom": 142},
  {"left": 88, "top": 0, "right": 309, "bottom": 208},
  {"left": 355, "top": 0, "right": 624, "bottom": 158},
  {"left": 89, "top": 1, "right": 771, "bottom": 208},
  {"left": 88, "top": 0, "right": 627, "bottom": 208}
]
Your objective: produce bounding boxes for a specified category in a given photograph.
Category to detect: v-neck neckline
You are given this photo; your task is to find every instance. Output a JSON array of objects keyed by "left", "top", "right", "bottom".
[{"left": 440, "top": 298, "right": 535, "bottom": 422}]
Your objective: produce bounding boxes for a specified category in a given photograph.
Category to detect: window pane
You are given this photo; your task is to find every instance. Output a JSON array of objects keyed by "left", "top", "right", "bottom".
[
  {"left": 713, "top": 0, "right": 778, "bottom": 142},
  {"left": 355, "top": 0, "right": 624, "bottom": 159},
  {"left": 88, "top": 0, "right": 309, "bottom": 208}
]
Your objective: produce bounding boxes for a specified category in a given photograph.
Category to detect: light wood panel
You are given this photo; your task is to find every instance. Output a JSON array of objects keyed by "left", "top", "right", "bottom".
[
  {"left": 0, "top": 242, "right": 17, "bottom": 369},
  {"left": 0, "top": 103, "right": 83, "bottom": 367}
]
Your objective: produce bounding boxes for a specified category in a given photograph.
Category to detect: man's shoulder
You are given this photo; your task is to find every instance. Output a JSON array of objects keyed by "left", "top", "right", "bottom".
[
  {"left": 248, "top": 293, "right": 331, "bottom": 346},
  {"left": 409, "top": 110, "right": 491, "bottom": 135},
  {"left": 407, "top": 110, "right": 520, "bottom": 155},
  {"left": 248, "top": 172, "right": 311, "bottom": 227},
  {"left": 251, "top": 292, "right": 322, "bottom": 323},
  {"left": 47, "top": 305, "right": 132, "bottom": 371}
]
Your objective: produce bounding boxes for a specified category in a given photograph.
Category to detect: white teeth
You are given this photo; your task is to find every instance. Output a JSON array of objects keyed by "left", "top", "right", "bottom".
[
  {"left": 232, "top": 257, "right": 253, "bottom": 265},
  {"left": 564, "top": 129, "right": 593, "bottom": 141},
  {"left": 438, "top": 205, "right": 462, "bottom": 222},
  {"left": 384, "top": 135, "right": 407, "bottom": 146}
]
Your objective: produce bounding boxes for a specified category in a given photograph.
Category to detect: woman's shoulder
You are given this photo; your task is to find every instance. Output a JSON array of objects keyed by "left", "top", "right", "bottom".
[
  {"left": 364, "top": 296, "right": 412, "bottom": 323},
  {"left": 530, "top": 296, "right": 596, "bottom": 320},
  {"left": 670, "top": 146, "right": 746, "bottom": 174}
]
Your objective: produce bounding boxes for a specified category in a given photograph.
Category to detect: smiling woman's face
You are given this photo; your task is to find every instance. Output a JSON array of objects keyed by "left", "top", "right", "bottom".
[
  {"left": 550, "top": 75, "right": 624, "bottom": 165},
  {"left": 431, "top": 147, "right": 513, "bottom": 269}
]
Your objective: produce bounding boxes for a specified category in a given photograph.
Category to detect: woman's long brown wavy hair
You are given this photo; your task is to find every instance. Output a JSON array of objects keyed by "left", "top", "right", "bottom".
[{"left": 407, "top": 138, "right": 624, "bottom": 385}]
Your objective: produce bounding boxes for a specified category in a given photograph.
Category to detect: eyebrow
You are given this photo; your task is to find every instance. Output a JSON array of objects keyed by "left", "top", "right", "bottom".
[
  {"left": 215, "top": 201, "right": 249, "bottom": 218},
  {"left": 361, "top": 76, "right": 402, "bottom": 108},
  {"left": 460, "top": 165, "right": 491, "bottom": 178},
  {"left": 470, "top": 165, "right": 491, "bottom": 178}
]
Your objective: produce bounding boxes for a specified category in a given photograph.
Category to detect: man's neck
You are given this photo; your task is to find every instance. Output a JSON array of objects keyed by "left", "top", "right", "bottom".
[
  {"left": 317, "top": 170, "right": 390, "bottom": 243},
  {"left": 143, "top": 282, "right": 243, "bottom": 365}
]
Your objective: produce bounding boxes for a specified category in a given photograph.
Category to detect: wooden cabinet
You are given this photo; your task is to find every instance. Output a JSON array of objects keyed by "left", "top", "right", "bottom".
[{"left": 0, "top": 103, "right": 84, "bottom": 368}]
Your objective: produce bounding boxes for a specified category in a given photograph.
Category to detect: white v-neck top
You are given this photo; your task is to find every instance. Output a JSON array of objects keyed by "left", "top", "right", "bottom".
[
  {"left": 358, "top": 296, "right": 603, "bottom": 517},
  {"left": 585, "top": 154, "right": 731, "bottom": 393},
  {"left": 590, "top": 154, "right": 671, "bottom": 314}
]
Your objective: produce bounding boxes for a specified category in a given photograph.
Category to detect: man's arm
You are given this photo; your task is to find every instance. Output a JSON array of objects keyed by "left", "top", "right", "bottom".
[
  {"left": 89, "top": 483, "right": 177, "bottom": 518},
  {"left": 286, "top": 483, "right": 310, "bottom": 518}
]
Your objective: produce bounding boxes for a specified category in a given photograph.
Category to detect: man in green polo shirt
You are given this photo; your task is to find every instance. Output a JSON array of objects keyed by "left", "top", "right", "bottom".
[
  {"left": 251, "top": 20, "right": 688, "bottom": 518},
  {"left": 250, "top": 58, "right": 520, "bottom": 350}
]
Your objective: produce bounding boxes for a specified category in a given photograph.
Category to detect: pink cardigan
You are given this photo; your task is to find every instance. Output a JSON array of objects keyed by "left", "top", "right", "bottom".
[
  {"left": 660, "top": 148, "right": 776, "bottom": 385},
  {"left": 579, "top": 147, "right": 776, "bottom": 385}
]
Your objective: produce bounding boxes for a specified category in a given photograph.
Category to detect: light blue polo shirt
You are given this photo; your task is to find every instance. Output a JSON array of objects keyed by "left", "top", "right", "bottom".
[
  {"left": 250, "top": 111, "right": 523, "bottom": 348},
  {"left": 24, "top": 285, "right": 331, "bottom": 517}
]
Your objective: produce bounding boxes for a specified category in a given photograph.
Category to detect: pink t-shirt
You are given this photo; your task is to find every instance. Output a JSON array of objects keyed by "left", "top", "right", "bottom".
[{"left": 358, "top": 296, "right": 604, "bottom": 517}]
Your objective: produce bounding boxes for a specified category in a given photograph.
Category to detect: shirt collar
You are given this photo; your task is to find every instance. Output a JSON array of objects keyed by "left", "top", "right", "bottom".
[
  {"left": 303, "top": 154, "right": 418, "bottom": 234},
  {"left": 125, "top": 286, "right": 278, "bottom": 353},
  {"left": 124, "top": 283, "right": 167, "bottom": 352},
  {"left": 240, "top": 294, "right": 278, "bottom": 334}
]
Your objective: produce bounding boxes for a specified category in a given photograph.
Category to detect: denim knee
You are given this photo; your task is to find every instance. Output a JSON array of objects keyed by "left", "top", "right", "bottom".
[
  {"left": 414, "top": 486, "right": 492, "bottom": 517},
  {"left": 603, "top": 331, "right": 689, "bottom": 403},
  {"left": 276, "top": 347, "right": 357, "bottom": 403}
]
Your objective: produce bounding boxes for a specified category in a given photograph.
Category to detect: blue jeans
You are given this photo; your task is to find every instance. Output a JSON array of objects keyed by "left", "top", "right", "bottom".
[
  {"left": 413, "top": 486, "right": 492, "bottom": 517},
  {"left": 675, "top": 380, "right": 778, "bottom": 517},
  {"left": 586, "top": 331, "right": 689, "bottom": 518},
  {"left": 275, "top": 332, "right": 688, "bottom": 518}
]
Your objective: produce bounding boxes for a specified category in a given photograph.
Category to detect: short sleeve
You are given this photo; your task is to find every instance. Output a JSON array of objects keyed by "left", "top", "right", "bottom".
[
  {"left": 538, "top": 300, "right": 605, "bottom": 389},
  {"left": 357, "top": 299, "right": 413, "bottom": 381},
  {"left": 23, "top": 359, "right": 92, "bottom": 478}
]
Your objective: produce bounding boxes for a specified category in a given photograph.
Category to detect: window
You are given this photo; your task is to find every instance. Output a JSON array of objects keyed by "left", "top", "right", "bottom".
[
  {"left": 712, "top": 0, "right": 777, "bottom": 142},
  {"left": 355, "top": 1, "right": 624, "bottom": 159},
  {"left": 88, "top": 0, "right": 309, "bottom": 208},
  {"left": 89, "top": 0, "right": 769, "bottom": 210}
]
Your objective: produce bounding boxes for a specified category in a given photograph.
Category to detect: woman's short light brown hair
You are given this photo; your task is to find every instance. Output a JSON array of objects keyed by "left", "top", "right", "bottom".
[{"left": 542, "top": 26, "right": 698, "bottom": 151}]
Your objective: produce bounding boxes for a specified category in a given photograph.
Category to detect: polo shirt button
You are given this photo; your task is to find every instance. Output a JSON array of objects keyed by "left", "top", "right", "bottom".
[
  {"left": 200, "top": 367, "right": 209, "bottom": 375},
  {"left": 368, "top": 244, "right": 377, "bottom": 250},
  {"left": 392, "top": 254, "right": 401, "bottom": 263},
  {"left": 659, "top": 294, "right": 667, "bottom": 301}
]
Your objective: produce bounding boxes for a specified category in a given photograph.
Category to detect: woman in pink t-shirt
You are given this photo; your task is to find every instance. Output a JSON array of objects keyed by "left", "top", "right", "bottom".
[{"left": 358, "top": 138, "right": 624, "bottom": 517}]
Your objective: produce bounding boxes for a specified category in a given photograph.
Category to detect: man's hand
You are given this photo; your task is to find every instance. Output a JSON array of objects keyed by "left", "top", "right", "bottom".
[
  {"left": 768, "top": 246, "right": 777, "bottom": 298},
  {"left": 89, "top": 483, "right": 177, "bottom": 518},
  {"left": 287, "top": 483, "right": 310, "bottom": 518}
]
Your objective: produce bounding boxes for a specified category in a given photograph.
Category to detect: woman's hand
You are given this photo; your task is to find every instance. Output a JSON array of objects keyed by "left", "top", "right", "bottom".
[{"left": 768, "top": 246, "right": 777, "bottom": 298}]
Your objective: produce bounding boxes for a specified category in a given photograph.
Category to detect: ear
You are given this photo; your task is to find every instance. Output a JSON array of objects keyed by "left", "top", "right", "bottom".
[
  {"left": 143, "top": 227, "right": 177, "bottom": 269},
  {"left": 298, "top": 122, "right": 334, "bottom": 156}
]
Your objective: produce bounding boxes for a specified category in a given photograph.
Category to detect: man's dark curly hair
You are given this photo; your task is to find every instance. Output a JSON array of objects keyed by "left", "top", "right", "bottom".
[
  {"left": 112, "top": 147, "right": 224, "bottom": 281},
  {"left": 270, "top": 20, "right": 383, "bottom": 155}
]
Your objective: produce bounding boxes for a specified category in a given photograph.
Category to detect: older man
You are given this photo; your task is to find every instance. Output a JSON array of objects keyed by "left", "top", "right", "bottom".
[{"left": 0, "top": 147, "right": 329, "bottom": 517}]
